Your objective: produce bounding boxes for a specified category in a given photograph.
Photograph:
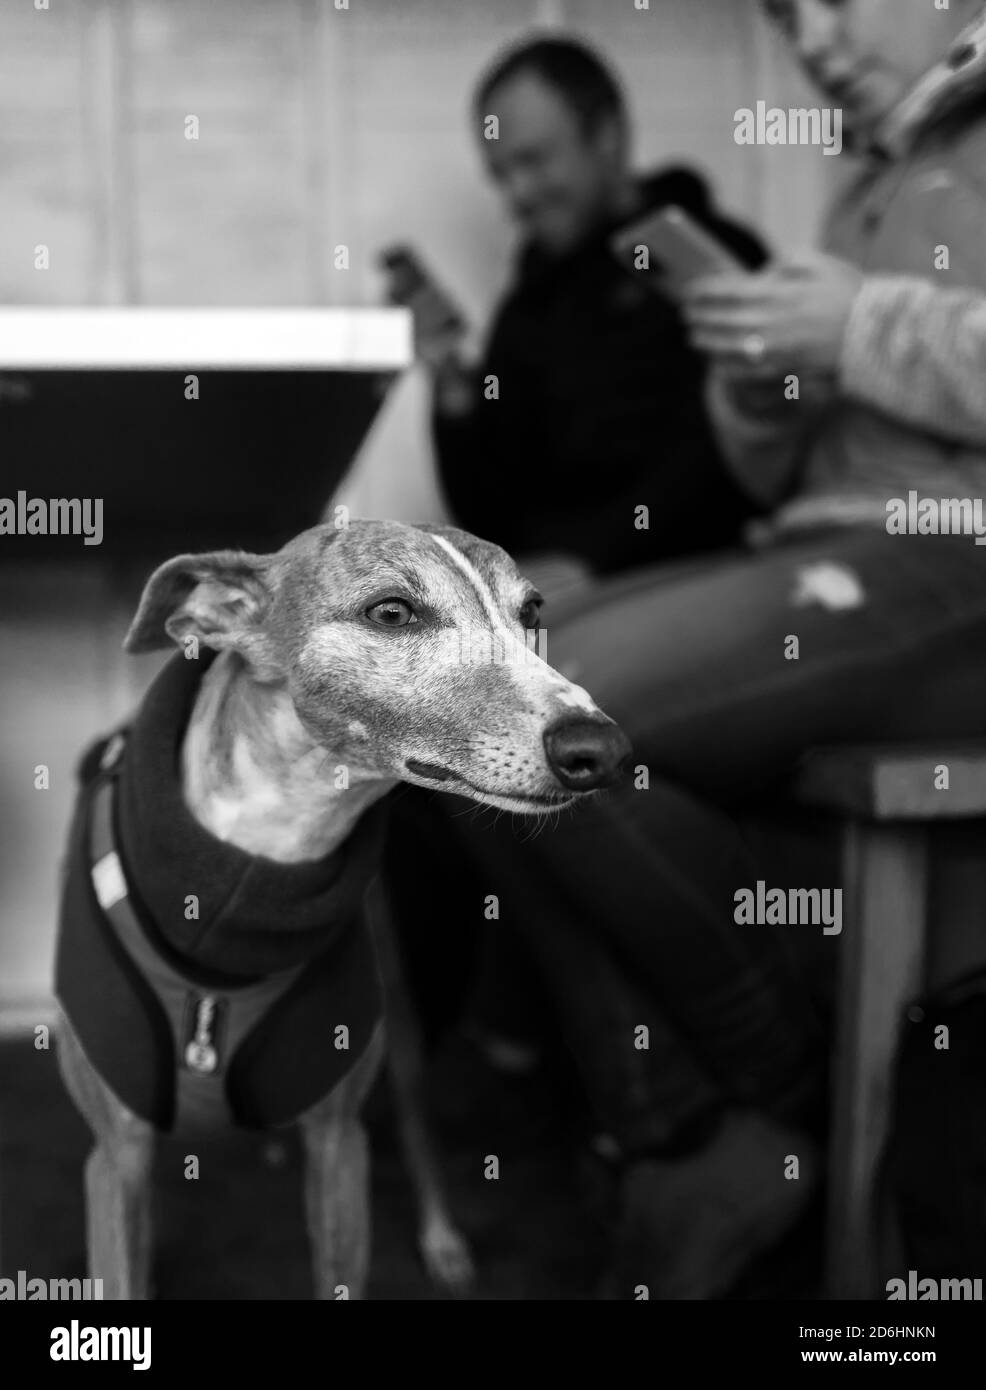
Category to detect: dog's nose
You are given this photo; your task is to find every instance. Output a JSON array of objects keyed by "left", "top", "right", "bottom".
[{"left": 543, "top": 716, "right": 632, "bottom": 792}]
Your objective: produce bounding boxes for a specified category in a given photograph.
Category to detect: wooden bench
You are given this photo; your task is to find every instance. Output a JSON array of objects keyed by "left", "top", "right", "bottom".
[{"left": 795, "top": 742, "right": 986, "bottom": 1299}]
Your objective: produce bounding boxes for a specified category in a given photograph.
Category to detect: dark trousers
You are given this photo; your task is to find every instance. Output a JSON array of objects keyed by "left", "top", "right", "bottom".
[{"left": 387, "top": 529, "right": 986, "bottom": 1154}]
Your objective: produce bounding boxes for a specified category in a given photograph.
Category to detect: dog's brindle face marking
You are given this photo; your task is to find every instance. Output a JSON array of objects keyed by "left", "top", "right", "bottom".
[
  {"left": 278, "top": 521, "right": 602, "bottom": 812},
  {"left": 127, "top": 520, "right": 614, "bottom": 815}
]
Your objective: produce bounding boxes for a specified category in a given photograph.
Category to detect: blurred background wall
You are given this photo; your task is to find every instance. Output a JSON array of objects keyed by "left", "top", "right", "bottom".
[
  {"left": 0, "top": 0, "right": 839, "bottom": 1021},
  {"left": 0, "top": 0, "right": 833, "bottom": 313}
]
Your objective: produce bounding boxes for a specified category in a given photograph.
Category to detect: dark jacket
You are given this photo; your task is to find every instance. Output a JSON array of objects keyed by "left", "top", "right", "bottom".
[
  {"left": 55, "top": 651, "right": 386, "bottom": 1133},
  {"left": 433, "top": 168, "right": 768, "bottom": 574}
]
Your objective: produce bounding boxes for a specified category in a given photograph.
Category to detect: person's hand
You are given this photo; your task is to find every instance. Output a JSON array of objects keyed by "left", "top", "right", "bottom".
[
  {"left": 401, "top": 284, "right": 476, "bottom": 417},
  {"left": 683, "top": 253, "right": 864, "bottom": 378},
  {"left": 405, "top": 284, "right": 467, "bottom": 373}
]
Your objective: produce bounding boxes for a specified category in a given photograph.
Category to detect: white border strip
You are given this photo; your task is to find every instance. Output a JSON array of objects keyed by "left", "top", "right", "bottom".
[
  {"left": 0, "top": 996, "right": 58, "bottom": 1037},
  {"left": 0, "top": 307, "right": 412, "bottom": 371}
]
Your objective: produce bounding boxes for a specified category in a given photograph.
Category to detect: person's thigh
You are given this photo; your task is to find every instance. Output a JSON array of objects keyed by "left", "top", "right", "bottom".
[{"left": 546, "top": 531, "right": 986, "bottom": 803}]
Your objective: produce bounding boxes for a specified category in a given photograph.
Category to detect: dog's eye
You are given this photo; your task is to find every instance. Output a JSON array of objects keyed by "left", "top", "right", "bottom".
[
  {"left": 366, "top": 599, "right": 417, "bottom": 628},
  {"left": 519, "top": 597, "right": 542, "bottom": 629}
]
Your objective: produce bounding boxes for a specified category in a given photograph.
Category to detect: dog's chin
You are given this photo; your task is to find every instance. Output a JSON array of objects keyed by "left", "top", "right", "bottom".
[{"left": 402, "top": 762, "right": 578, "bottom": 814}]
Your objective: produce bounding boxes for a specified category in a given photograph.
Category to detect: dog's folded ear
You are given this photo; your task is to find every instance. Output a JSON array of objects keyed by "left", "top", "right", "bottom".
[{"left": 124, "top": 550, "right": 276, "bottom": 656}]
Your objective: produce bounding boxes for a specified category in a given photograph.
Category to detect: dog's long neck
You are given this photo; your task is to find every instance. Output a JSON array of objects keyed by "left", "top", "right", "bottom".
[{"left": 181, "top": 651, "right": 393, "bottom": 864}]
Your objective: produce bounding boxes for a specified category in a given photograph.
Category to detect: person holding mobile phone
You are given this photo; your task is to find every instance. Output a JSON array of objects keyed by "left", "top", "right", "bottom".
[
  {"left": 549, "top": 0, "right": 986, "bottom": 1294},
  {"left": 411, "top": 36, "right": 768, "bottom": 577}
]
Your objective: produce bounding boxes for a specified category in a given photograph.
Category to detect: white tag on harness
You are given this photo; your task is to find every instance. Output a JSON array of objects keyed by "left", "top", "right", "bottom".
[{"left": 91, "top": 851, "right": 128, "bottom": 912}]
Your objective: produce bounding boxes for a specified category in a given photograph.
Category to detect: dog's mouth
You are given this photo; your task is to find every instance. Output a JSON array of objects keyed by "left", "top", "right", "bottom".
[{"left": 404, "top": 759, "right": 576, "bottom": 812}]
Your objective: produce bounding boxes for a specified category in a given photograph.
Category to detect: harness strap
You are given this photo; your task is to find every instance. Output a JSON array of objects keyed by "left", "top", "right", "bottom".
[{"left": 87, "top": 745, "right": 305, "bottom": 1134}]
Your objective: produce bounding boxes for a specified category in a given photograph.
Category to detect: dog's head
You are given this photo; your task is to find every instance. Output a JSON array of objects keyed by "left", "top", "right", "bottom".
[{"left": 125, "top": 519, "right": 631, "bottom": 814}]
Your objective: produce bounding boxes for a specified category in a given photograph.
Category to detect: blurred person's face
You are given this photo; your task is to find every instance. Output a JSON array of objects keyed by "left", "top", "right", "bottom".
[
  {"left": 479, "top": 70, "right": 628, "bottom": 256},
  {"left": 767, "top": 0, "right": 980, "bottom": 134}
]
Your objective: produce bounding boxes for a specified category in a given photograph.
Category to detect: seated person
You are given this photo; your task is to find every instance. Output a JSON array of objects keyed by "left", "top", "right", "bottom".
[
  {"left": 382, "top": 0, "right": 986, "bottom": 1298},
  {"left": 390, "top": 34, "right": 767, "bottom": 577}
]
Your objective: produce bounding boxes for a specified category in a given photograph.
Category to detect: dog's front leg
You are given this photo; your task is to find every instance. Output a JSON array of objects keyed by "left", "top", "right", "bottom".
[
  {"left": 300, "top": 1114, "right": 372, "bottom": 1299},
  {"left": 56, "top": 1015, "right": 154, "bottom": 1299},
  {"left": 297, "top": 1022, "right": 385, "bottom": 1299},
  {"left": 85, "top": 1133, "right": 154, "bottom": 1300}
]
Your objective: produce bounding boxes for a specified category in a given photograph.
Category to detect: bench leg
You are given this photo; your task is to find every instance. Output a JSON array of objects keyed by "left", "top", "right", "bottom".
[{"left": 826, "top": 821, "right": 927, "bottom": 1299}]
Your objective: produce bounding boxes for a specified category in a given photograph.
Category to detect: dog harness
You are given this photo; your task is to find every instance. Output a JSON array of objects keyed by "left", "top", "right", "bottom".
[{"left": 55, "top": 651, "right": 387, "bottom": 1137}]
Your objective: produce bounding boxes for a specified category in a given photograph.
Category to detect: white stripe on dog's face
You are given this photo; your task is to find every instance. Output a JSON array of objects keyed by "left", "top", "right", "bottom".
[
  {"left": 428, "top": 532, "right": 599, "bottom": 716},
  {"left": 430, "top": 533, "right": 504, "bottom": 630},
  {"left": 277, "top": 520, "right": 614, "bottom": 812}
]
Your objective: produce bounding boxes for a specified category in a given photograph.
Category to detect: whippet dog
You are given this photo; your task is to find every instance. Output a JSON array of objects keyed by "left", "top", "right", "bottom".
[{"left": 54, "top": 519, "right": 631, "bottom": 1299}]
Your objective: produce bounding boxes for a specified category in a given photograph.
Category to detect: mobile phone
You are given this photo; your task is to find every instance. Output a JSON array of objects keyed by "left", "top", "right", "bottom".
[
  {"left": 610, "top": 205, "right": 747, "bottom": 300},
  {"left": 377, "top": 244, "right": 466, "bottom": 335}
]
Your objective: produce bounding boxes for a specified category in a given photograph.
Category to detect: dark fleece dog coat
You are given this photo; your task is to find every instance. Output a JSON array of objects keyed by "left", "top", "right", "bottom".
[{"left": 55, "top": 651, "right": 387, "bottom": 1136}]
